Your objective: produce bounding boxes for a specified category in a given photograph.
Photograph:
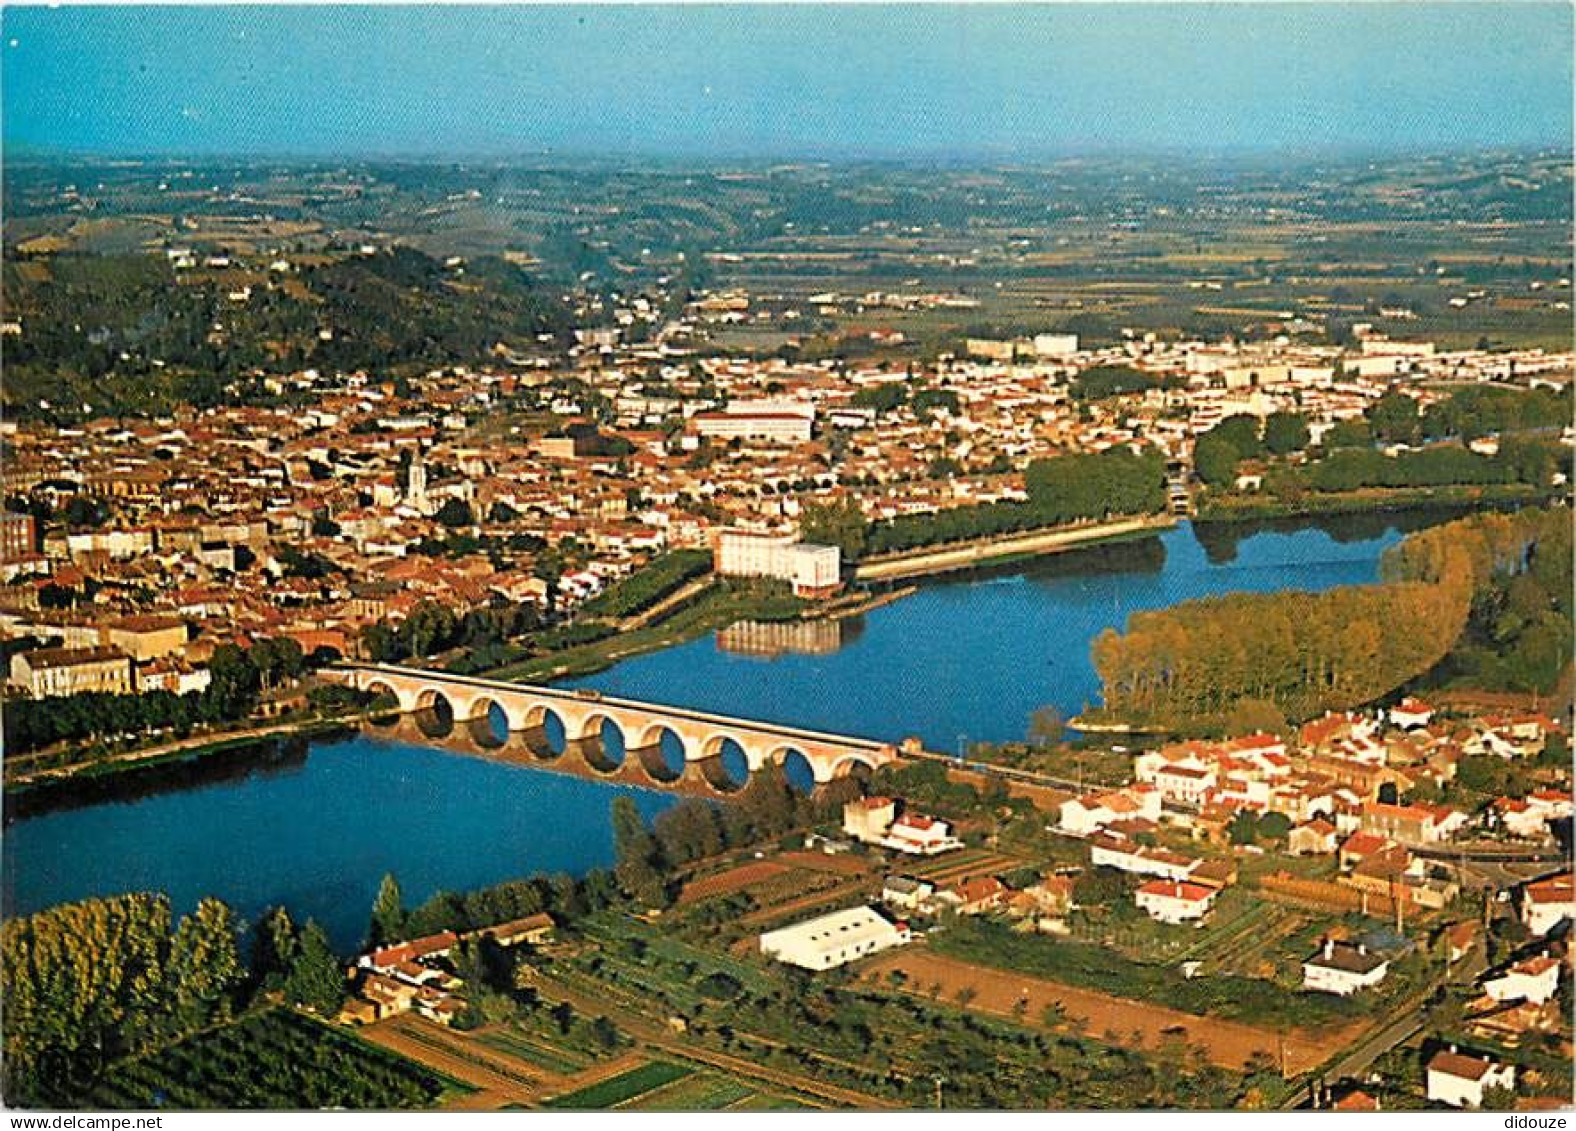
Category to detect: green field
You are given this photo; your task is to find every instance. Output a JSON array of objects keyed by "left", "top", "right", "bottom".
[
  {"left": 84, "top": 1009, "right": 460, "bottom": 1111},
  {"left": 543, "top": 1060, "right": 692, "bottom": 1109},
  {"left": 475, "top": 1027, "right": 592, "bottom": 1075},
  {"left": 618, "top": 1072, "right": 757, "bottom": 1110}
]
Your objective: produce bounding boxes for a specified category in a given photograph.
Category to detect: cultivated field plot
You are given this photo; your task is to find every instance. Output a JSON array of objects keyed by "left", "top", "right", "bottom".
[
  {"left": 863, "top": 947, "right": 1357, "bottom": 1075},
  {"left": 775, "top": 850, "right": 877, "bottom": 877},
  {"left": 547, "top": 1059, "right": 812, "bottom": 1111},
  {"left": 1068, "top": 887, "right": 1298, "bottom": 968},
  {"left": 474, "top": 1028, "right": 594, "bottom": 1076},
  {"left": 86, "top": 1008, "right": 458, "bottom": 1110},
  {"left": 1191, "top": 904, "right": 1324, "bottom": 983},
  {"left": 543, "top": 1060, "right": 691, "bottom": 1109}
]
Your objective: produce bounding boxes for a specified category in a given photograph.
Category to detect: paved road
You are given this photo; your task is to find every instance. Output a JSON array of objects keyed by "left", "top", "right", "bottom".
[{"left": 1279, "top": 947, "right": 1489, "bottom": 1110}]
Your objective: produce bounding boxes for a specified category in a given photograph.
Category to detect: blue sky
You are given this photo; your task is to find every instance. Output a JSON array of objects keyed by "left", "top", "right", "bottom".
[{"left": 2, "top": 4, "right": 1571, "bottom": 159}]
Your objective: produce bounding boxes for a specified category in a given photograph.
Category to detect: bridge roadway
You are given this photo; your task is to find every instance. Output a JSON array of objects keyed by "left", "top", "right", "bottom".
[{"left": 327, "top": 663, "right": 904, "bottom": 789}]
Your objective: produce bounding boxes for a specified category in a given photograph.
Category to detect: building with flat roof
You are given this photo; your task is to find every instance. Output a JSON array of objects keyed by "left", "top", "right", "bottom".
[
  {"left": 714, "top": 529, "right": 841, "bottom": 597},
  {"left": 759, "top": 906, "right": 910, "bottom": 971}
]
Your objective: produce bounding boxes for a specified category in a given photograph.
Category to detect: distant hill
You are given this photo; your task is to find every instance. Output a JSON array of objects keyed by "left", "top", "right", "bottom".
[{"left": 1, "top": 244, "right": 572, "bottom": 419}]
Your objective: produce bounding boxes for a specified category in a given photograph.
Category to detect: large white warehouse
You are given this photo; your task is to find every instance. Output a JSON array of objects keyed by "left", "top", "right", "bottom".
[{"left": 759, "top": 906, "right": 911, "bottom": 971}]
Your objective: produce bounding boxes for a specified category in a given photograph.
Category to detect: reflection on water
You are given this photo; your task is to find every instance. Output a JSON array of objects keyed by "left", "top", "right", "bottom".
[
  {"left": 1191, "top": 502, "right": 1504, "bottom": 565},
  {"left": 2, "top": 734, "right": 676, "bottom": 951},
  {"left": 3, "top": 732, "right": 323, "bottom": 825},
  {"left": 562, "top": 515, "right": 1439, "bottom": 749},
  {"left": 717, "top": 617, "right": 848, "bottom": 658}
]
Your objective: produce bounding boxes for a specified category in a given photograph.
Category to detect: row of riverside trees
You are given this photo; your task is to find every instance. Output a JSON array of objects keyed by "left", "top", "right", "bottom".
[
  {"left": 610, "top": 763, "right": 863, "bottom": 905},
  {"left": 1195, "top": 385, "right": 1572, "bottom": 490},
  {"left": 358, "top": 598, "right": 544, "bottom": 665},
  {"left": 2, "top": 638, "right": 320, "bottom": 755},
  {"left": 3, "top": 856, "right": 634, "bottom": 1107},
  {"left": 859, "top": 447, "right": 1167, "bottom": 558},
  {"left": 1090, "top": 507, "right": 1567, "bottom": 730},
  {"left": 2, "top": 894, "right": 245, "bottom": 1104}
]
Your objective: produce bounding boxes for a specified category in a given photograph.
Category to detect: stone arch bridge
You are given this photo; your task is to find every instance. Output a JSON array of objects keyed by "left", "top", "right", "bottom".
[{"left": 324, "top": 663, "right": 905, "bottom": 792}]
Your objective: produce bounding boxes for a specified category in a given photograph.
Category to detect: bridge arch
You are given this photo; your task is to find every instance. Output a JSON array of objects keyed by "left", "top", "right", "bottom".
[
  {"left": 361, "top": 678, "right": 406, "bottom": 726},
  {"left": 697, "top": 732, "right": 752, "bottom": 793},
  {"left": 630, "top": 722, "right": 686, "bottom": 783},
  {"left": 412, "top": 687, "right": 456, "bottom": 738},
  {"left": 462, "top": 696, "right": 510, "bottom": 750},
  {"left": 575, "top": 712, "right": 628, "bottom": 774},
  {"left": 517, "top": 703, "right": 568, "bottom": 760},
  {"left": 829, "top": 752, "right": 878, "bottom": 785},
  {"left": 768, "top": 744, "right": 818, "bottom": 794}
]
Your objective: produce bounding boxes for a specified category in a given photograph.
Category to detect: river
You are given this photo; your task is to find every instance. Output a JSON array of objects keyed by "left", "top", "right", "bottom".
[{"left": 0, "top": 510, "right": 1451, "bottom": 950}]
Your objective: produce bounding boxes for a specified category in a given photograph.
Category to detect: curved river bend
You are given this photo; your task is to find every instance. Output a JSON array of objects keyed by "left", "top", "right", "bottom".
[{"left": 2, "top": 513, "right": 1439, "bottom": 949}]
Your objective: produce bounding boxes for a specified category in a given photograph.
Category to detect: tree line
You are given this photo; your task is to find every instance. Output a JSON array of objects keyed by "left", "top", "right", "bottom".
[
  {"left": 611, "top": 764, "right": 862, "bottom": 905},
  {"left": 1091, "top": 507, "right": 1566, "bottom": 730},
  {"left": 1197, "top": 385, "right": 1572, "bottom": 491},
  {"left": 2, "top": 894, "right": 243, "bottom": 1104},
  {"left": 3, "top": 638, "right": 317, "bottom": 755},
  {"left": 3, "top": 853, "right": 638, "bottom": 1106},
  {"left": 860, "top": 447, "right": 1167, "bottom": 558}
]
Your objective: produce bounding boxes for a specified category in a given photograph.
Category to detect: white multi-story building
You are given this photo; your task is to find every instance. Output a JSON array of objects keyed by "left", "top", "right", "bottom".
[
  {"left": 759, "top": 906, "right": 911, "bottom": 971},
  {"left": 9, "top": 646, "right": 134, "bottom": 699},
  {"left": 714, "top": 529, "right": 841, "bottom": 596},
  {"left": 1032, "top": 333, "right": 1079, "bottom": 358},
  {"left": 691, "top": 411, "right": 812, "bottom": 445}
]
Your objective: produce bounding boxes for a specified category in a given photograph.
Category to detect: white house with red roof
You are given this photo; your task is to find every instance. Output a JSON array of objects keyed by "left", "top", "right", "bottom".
[
  {"left": 842, "top": 796, "right": 961, "bottom": 855},
  {"left": 1389, "top": 697, "right": 1436, "bottom": 730},
  {"left": 1426, "top": 1047, "right": 1516, "bottom": 1109},
  {"left": 1135, "top": 879, "right": 1217, "bottom": 925},
  {"left": 937, "top": 875, "right": 1009, "bottom": 916},
  {"left": 1058, "top": 783, "right": 1162, "bottom": 836},
  {"left": 1494, "top": 797, "right": 1557, "bottom": 840},
  {"left": 360, "top": 931, "right": 459, "bottom": 973},
  {"left": 882, "top": 812, "right": 964, "bottom": 856},
  {"left": 1088, "top": 833, "right": 1200, "bottom": 882},
  {"left": 1135, "top": 745, "right": 1218, "bottom": 806},
  {"left": 1521, "top": 871, "right": 1574, "bottom": 937},
  {"left": 1527, "top": 788, "right": 1574, "bottom": 823},
  {"left": 1483, "top": 954, "right": 1561, "bottom": 1006}
]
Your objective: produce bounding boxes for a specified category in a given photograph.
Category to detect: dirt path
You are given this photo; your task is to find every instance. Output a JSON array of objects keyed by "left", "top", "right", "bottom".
[
  {"left": 618, "top": 577, "right": 715, "bottom": 632},
  {"left": 862, "top": 947, "right": 1362, "bottom": 1076}
]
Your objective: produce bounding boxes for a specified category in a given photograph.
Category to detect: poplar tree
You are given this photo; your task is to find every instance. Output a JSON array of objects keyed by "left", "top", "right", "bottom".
[{"left": 370, "top": 873, "right": 407, "bottom": 946}]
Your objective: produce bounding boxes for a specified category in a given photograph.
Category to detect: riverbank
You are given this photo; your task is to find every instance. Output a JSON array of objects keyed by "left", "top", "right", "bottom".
[
  {"left": 1194, "top": 482, "right": 1555, "bottom": 523},
  {"left": 852, "top": 513, "right": 1179, "bottom": 583},
  {"left": 482, "top": 582, "right": 806, "bottom": 683},
  {"left": 3, "top": 715, "right": 358, "bottom": 796}
]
